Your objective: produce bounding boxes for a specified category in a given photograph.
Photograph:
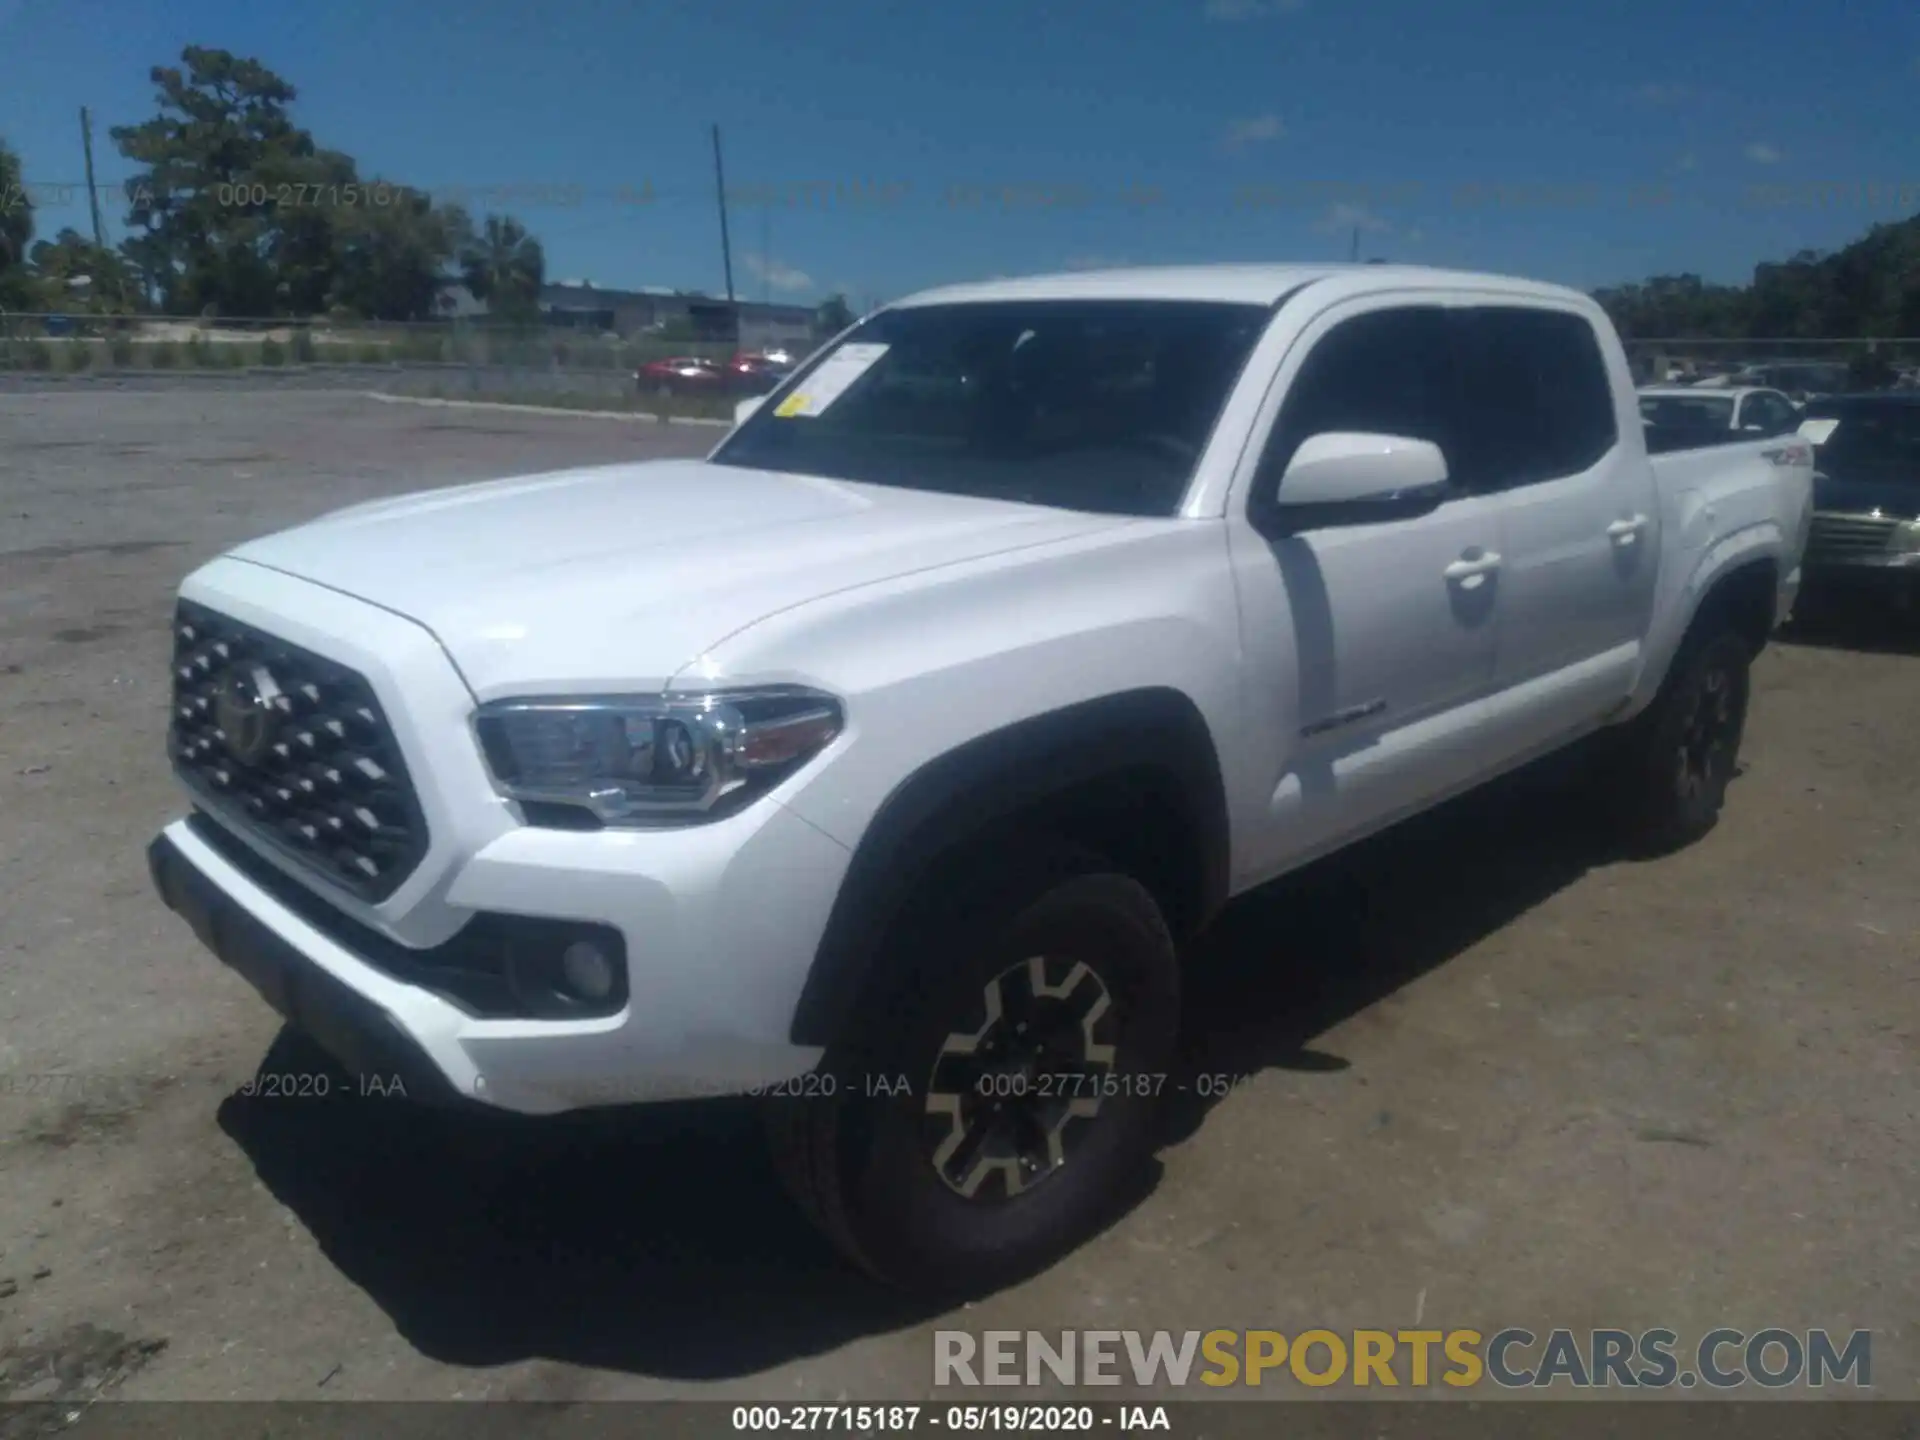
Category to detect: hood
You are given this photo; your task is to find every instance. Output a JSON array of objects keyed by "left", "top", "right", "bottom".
[
  {"left": 229, "top": 458, "right": 1132, "bottom": 698},
  {"left": 1812, "top": 466, "right": 1920, "bottom": 518}
]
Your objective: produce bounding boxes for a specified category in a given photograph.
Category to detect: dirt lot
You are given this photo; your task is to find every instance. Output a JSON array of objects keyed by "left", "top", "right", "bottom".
[{"left": 0, "top": 388, "right": 1913, "bottom": 1408}]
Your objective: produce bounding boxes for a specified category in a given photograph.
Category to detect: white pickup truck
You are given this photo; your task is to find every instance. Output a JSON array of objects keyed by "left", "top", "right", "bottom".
[{"left": 148, "top": 264, "right": 1812, "bottom": 1293}]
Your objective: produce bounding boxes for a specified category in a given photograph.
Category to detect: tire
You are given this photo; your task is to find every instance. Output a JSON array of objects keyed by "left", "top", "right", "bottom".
[
  {"left": 1607, "top": 628, "right": 1752, "bottom": 852},
  {"left": 766, "top": 841, "right": 1179, "bottom": 1295}
]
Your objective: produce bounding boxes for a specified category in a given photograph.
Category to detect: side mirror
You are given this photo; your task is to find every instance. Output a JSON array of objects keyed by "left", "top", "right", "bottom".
[
  {"left": 733, "top": 396, "right": 764, "bottom": 427},
  {"left": 1262, "top": 432, "right": 1451, "bottom": 533}
]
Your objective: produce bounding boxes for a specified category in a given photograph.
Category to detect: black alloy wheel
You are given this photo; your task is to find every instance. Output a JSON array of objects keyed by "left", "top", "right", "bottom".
[{"left": 922, "top": 953, "right": 1120, "bottom": 1200}]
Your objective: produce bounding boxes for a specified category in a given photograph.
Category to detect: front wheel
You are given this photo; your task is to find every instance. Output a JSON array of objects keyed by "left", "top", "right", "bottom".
[
  {"left": 765, "top": 844, "right": 1178, "bottom": 1295},
  {"left": 1606, "top": 628, "right": 1753, "bottom": 851}
]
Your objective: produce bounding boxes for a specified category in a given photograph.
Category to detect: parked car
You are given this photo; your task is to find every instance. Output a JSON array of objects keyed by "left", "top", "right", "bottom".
[
  {"left": 148, "top": 262, "right": 1811, "bottom": 1295},
  {"left": 635, "top": 356, "right": 727, "bottom": 397},
  {"left": 1750, "top": 362, "right": 1850, "bottom": 405},
  {"left": 1638, "top": 386, "right": 1803, "bottom": 441},
  {"left": 1795, "top": 393, "right": 1920, "bottom": 610},
  {"left": 726, "top": 352, "right": 795, "bottom": 395}
]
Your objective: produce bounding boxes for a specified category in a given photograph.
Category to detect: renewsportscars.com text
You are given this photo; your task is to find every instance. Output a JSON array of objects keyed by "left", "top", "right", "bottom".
[{"left": 934, "top": 1328, "right": 1871, "bottom": 1390}]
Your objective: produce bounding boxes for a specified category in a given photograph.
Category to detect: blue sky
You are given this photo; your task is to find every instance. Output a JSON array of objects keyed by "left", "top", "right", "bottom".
[{"left": 3, "top": 0, "right": 1917, "bottom": 307}]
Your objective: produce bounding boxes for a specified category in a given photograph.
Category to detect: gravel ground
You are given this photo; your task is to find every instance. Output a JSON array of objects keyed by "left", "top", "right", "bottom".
[{"left": 0, "top": 389, "right": 1913, "bottom": 1410}]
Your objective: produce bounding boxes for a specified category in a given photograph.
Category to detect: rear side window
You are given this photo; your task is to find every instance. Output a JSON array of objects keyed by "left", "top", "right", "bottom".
[
  {"left": 1640, "top": 394, "right": 1735, "bottom": 429},
  {"left": 1450, "top": 307, "right": 1619, "bottom": 489},
  {"left": 1255, "top": 306, "right": 1456, "bottom": 495}
]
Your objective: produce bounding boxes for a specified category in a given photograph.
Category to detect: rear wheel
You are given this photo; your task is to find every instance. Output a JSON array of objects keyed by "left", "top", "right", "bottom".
[
  {"left": 1606, "top": 628, "right": 1752, "bottom": 851},
  {"left": 766, "top": 842, "right": 1178, "bottom": 1295}
]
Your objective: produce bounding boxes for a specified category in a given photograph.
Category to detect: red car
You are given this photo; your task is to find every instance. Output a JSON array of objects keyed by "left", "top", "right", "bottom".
[
  {"left": 635, "top": 357, "right": 727, "bottom": 397},
  {"left": 726, "top": 352, "right": 796, "bottom": 395}
]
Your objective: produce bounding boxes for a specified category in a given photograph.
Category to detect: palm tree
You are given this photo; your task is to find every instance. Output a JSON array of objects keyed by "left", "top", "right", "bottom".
[{"left": 459, "top": 213, "right": 543, "bottom": 324}]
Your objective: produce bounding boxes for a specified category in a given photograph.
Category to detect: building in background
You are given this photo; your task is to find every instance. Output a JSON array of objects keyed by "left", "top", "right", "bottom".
[
  {"left": 430, "top": 276, "right": 828, "bottom": 348},
  {"left": 537, "top": 281, "right": 815, "bottom": 348}
]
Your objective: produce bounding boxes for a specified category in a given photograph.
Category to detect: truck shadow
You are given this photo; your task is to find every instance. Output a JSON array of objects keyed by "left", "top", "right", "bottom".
[
  {"left": 218, "top": 752, "right": 1624, "bottom": 1381},
  {"left": 1157, "top": 756, "right": 1611, "bottom": 1146}
]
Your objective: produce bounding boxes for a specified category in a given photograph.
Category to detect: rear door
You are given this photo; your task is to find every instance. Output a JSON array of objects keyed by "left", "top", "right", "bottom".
[{"left": 1449, "top": 305, "right": 1659, "bottom": 748}]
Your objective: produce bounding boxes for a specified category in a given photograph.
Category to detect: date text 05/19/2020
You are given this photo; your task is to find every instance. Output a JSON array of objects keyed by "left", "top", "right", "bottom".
[{"left": 731, "top": 1404, "right": 1173, "bottom": 1433}]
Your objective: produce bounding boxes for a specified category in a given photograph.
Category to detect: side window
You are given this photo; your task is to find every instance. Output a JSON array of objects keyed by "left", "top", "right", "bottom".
[
  {"left": 1255, "top": 306, "right": 1455, "bottom": 501},
  {"left": 1450, "top": 307, "right": 1619, "bottom": 489},
  {"left": 1746, "top": 393, "right": 1796, "bottom": 434}
]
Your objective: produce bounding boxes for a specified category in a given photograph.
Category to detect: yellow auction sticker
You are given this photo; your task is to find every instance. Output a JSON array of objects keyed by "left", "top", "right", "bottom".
[{"left": 772, "top": 342, "right": 890, "bottom": 418}]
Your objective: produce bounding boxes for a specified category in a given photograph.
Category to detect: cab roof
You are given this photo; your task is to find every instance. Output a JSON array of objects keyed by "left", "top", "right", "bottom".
[{"left": 888, "top": 263, "right": 1596, "bottom": 312}]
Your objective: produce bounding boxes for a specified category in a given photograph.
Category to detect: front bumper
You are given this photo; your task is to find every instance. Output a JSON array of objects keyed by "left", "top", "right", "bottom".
[
  {"left": 1799, "top": 552, "right": 1920, "bottom": 600},
  {"left": 152, "top": 798, "right": 842, "bottom": 1113},
  {"left": 155, "top": 560, "right": 844, "bottom": 1115},
  {"left": 149, "top": 829, "right": 470, "bottom": 1108}
]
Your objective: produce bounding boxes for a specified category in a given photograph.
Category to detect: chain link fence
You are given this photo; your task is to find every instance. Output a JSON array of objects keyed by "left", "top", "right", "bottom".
[{"left": 0, "top": 312, "right": 774, "bottom": 414}]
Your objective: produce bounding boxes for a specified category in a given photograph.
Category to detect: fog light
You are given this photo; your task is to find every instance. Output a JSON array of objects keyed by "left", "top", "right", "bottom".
[{"left": 560, "top": 939, "right": 616, "bottom": 1001}]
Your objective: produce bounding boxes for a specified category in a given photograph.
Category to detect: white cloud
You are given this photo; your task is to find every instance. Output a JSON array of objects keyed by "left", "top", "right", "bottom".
[
  {"left": 1317, "top": 202, "right": 1390, "bottom": 234},
  {"left": 742, "top": 252, "right": 814, "bottom": 292},
  {"left": 1222, "top": 113, "right": 1285, "bottom": 149},
  {"left": 1205, "top": 0, "right": 1303, "bottom": 17},
  {"left": 1744, "top": 142, "right": 1782, "bottom": 165}
]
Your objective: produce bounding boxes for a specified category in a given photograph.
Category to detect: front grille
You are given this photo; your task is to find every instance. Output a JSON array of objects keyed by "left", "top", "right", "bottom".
[
  {"left": 1805, "top": 512, "right": 1898, "bottom": 564},
  {"left": 167, "top": 600, "right": 430, "bottom": 902}
]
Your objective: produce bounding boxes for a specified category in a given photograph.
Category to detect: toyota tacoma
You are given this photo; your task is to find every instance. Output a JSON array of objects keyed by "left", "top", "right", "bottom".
[{"left": 149, "top": 263, "right": 1813, "bottom": 1293}]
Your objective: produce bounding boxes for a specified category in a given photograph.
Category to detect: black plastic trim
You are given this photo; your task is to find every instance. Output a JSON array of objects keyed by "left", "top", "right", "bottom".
[
  {"left": 180, "top": 812, "right": 628, "bottom": 1021},
  {"left": 788, "top": 688, "right": 1231, "bottom": 1047},
  {"left": 150, "top": 830, "right": 469, "bottom": 1107}
]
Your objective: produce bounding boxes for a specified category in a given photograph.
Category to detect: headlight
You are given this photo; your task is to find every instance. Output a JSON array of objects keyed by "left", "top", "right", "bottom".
[{"left": 473, "top": 688, "right": 843, "bottom": 825}]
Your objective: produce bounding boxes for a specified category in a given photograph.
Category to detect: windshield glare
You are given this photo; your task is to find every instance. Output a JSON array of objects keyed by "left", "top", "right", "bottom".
[{"left": 711, "top": 299, "right": 1271, "bottom": 516}]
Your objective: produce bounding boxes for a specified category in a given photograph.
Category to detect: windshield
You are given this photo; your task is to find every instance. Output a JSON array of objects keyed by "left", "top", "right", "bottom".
[
  {"left": 710, "top": 299, "right": 1271, "bottom": 516},
  {"left": 1640, "top": 394, "right": 1735, "bottom": 428}
]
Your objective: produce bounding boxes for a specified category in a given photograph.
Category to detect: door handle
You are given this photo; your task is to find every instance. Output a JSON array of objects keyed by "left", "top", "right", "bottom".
[
  {"left": 1443, "top": 551, "right": 1502, "bottom": 589},
  {"left": 1607, "top": 515, "right": 1649, "bottom": 544}
]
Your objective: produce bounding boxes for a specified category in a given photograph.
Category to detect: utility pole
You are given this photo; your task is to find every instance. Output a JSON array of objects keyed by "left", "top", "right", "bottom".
[
  {"left": 710, "top": 124, "right": 736, "bottom": 340},
  {"left": 80, "top": 106, "right": 106, "bottom": 248}
]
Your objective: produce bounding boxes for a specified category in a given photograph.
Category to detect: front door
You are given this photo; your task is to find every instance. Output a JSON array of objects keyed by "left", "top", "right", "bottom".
[{"left": 1227, "top": 300, "right": 1507, "bottom": 881}]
